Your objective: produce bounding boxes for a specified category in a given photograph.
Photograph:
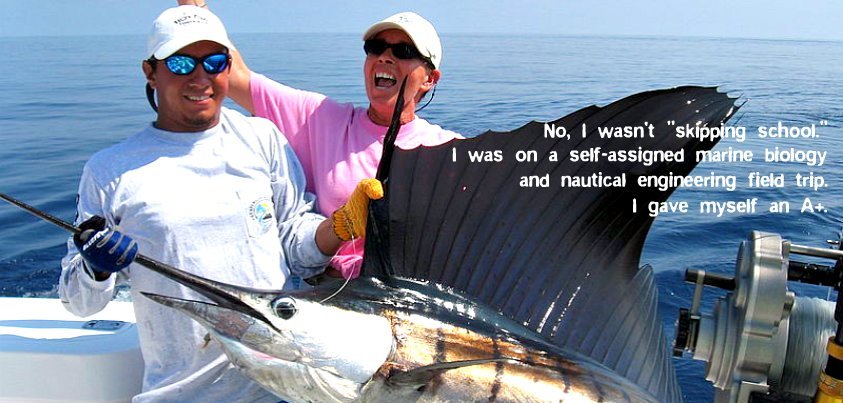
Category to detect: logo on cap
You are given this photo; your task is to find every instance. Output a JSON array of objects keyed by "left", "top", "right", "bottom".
[{"left": 173, "top": 13, "right": 208, "bottom": 26}]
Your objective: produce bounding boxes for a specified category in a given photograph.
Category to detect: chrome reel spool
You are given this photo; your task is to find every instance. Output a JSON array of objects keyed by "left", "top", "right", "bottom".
[{"left": 674, "top": 231, "right": 840, "bottom": 402}]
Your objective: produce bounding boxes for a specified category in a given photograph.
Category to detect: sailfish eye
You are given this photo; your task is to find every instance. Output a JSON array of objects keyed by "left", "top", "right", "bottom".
[{"left": 272, "top": 297, "right": 297, "bottom": 319}]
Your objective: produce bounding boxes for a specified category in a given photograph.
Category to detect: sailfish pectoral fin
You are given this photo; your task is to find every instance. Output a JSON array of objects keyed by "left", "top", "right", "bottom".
[{"left": 385, "top": 358, "right": 519, "bottom": 388}]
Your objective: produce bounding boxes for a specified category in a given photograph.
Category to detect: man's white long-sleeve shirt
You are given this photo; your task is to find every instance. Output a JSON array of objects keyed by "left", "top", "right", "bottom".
[{"left": 59, "top": 107, "right": 330, "bottom": 402}]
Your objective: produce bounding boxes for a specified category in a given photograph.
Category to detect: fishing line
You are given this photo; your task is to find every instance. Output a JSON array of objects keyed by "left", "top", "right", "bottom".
[
  {"left": 319, "top": 235, "right": 356, "bottom": 303},
  {"left": 780, "top": 296, "right": 836, "bottom": 396}
]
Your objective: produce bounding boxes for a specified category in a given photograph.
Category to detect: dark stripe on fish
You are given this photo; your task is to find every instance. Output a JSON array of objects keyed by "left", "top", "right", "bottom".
[
  {"left": 557, "top": 357, "right": 571, "bottom": 393},
  {"left": 592, "top": 372, "right": 606, "bottom": 402},
  {"left": 621, "top": 387, "right": 632, "bottom": 402},
  {"left": 489, "top": 338, "right": 502, "bottom": 402},
  {"left": 429, "top": 328, "right": 446, "bottom": 393},
  {"left": 435, "top": 328, "right": 447, "bottom": 362}
]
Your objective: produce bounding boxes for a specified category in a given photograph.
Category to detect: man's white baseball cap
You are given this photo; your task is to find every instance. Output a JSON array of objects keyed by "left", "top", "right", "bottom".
[
  {"left": 362, "top": 12, "right": 442, "bottom": 70},
  {"left": 147, "top": 5, "right": 234, "bottom": 59}
]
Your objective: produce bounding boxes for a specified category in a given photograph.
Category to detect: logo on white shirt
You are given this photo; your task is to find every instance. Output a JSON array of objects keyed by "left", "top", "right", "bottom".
[{"left": 249, "top": 198, "right": 274, "bottom": 235}]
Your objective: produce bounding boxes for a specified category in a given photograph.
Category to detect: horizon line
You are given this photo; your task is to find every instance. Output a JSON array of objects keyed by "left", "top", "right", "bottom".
[{"left": 2, "top": 31, "right": 842, "bottom": 45}]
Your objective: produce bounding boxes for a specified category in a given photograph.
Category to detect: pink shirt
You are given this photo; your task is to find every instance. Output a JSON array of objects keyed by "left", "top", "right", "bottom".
[{"left": 251, "top": 73, "right": 461, "bottom": 278}]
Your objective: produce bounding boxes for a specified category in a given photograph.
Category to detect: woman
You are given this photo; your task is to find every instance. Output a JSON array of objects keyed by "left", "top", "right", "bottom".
[{"left": 183, "top": 2, "right": 461, "bottom": 279}]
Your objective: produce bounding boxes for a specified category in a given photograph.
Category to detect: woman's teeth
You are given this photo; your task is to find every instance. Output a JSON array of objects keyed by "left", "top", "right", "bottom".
[{"left": 374, "top": 72, "right": 397, "bottom": 88}]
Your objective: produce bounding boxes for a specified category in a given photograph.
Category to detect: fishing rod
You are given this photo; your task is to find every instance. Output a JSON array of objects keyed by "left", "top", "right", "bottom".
[
  {"left": 1, "top": 190, "right": 364, "bottom": 308},
  {"left": 0, "top": 192, "right": 214, "bottom": 292},
  {"left": 0, "top": 193, "right": 79, "bottom": 235}
]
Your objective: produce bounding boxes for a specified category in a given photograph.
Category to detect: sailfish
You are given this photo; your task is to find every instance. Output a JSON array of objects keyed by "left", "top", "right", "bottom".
[{"left": 137, "top": 83, "right": 738, "bottom": 402}]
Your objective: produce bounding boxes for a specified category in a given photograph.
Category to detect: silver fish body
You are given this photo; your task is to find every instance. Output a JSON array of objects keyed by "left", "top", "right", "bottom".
[{"left": 145, "top": 275, "right": 659, "bottom": 402}]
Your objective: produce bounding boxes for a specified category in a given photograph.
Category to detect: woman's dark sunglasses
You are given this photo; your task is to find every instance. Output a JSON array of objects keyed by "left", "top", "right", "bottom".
[
  {"left": 156, "top": 53, "right": 231, "bottom": 75},
  {"left": 364, "top": 39, "right": 432, "bottom": 66}
]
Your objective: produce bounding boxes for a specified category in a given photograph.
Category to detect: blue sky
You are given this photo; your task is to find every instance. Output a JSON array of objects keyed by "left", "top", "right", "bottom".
[{"left": 2, "top": 0, "right": 842, "bottom": 41}]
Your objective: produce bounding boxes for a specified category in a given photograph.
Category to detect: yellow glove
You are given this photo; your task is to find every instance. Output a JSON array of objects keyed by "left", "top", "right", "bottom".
[{"left": 331, "top": 178, "right": 384, "bottom": 241}]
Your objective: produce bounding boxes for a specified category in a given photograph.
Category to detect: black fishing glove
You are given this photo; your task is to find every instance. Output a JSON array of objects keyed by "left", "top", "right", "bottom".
[{"left": 72, "top": 216, "right": 138, "bottom": 275}]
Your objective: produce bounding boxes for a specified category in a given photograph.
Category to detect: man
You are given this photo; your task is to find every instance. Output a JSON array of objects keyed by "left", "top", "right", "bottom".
[
  {"left": 181, "top": 1, "right": 460, "bottom": 279},
  {"left": 58, "top": 5, "right": 376, "bottom": 401}
]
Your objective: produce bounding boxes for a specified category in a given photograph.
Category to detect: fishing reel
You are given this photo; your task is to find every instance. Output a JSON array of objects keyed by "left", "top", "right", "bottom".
[{"left": 673, "top": 230, "right": 843, "bottom": 402}]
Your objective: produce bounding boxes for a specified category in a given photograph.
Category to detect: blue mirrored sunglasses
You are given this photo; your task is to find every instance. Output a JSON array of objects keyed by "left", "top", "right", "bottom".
[{"left": 162, "top": 53, "right": 230, "bottom": 75}]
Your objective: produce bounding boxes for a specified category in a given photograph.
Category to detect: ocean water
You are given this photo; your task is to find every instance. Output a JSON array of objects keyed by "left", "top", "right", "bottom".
[{"left": 1, "top": 33, "right": 842, "bottom": 401}]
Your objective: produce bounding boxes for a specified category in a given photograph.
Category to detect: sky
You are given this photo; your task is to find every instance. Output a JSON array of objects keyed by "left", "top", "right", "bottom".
[{"left": 1, "top": 0, "right": 842, "bottom": 41}]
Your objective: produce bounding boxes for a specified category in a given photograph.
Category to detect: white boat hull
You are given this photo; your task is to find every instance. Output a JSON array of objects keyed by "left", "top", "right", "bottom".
[{"left": 0, "top": 297, "right": 143, "bottom": 402}]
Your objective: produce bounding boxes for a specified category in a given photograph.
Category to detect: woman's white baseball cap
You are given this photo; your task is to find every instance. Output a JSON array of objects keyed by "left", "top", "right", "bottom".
[{"left": 362, "top": 12, "right": 442, "bottom": 69}]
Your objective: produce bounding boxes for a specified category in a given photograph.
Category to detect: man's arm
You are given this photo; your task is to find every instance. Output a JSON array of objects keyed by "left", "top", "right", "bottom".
[
  {"left": 267, "top": 121, "right": 380, "bottom": 277},
  {"left": 59, "top": 167, "right": 120, "bottom": 317},
  {"left": 316, "top": 219, "right": 342, "bottom": 256},
  {"left": 266, "top": 118, "right": 333, "bottom": 277}
]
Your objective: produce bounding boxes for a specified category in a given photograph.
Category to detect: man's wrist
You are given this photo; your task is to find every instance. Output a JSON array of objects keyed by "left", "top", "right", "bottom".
[{"left": 82, "top": 260, "right": 113, "bottom": 282}]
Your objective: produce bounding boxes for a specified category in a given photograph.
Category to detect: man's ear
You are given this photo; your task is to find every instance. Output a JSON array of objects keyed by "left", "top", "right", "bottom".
[{"left": 142, "top": 60, "right": 156, "bottom": 89}]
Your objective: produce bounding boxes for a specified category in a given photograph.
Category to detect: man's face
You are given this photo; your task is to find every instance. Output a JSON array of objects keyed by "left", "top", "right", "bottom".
[
  {"left": 144, "top": 40, "right": 230, "bottom": 132},
  {"left": 363, "top": 29, "right": 439, "bottom": 125}
]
